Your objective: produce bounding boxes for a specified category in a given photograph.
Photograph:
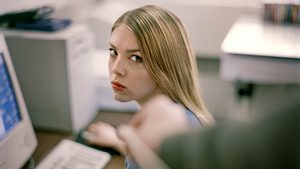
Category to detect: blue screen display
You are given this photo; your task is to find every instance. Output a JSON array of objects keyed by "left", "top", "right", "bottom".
[{"left": 0, "top": 52, "right": 21, "bottom": 140}]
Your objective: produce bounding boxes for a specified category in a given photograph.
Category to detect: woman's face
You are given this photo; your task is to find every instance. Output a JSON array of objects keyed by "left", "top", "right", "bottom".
[{"left": 108, "top": 24, "right": 161, "bottom": 105}]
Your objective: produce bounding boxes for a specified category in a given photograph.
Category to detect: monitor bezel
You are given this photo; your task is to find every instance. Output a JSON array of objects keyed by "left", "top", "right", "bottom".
[{"left": 0, "top": 34, "right": 37, "bottom": 169}]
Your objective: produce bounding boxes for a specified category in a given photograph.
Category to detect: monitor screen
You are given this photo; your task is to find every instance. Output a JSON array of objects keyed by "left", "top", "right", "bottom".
[{"left": 0, "top": 52, "right": 22, "bottom": 140}]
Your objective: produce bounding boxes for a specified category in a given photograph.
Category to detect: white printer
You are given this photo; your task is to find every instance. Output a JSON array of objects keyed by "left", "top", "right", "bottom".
[{"left": 0, "top": 24, "right": 98, "bottom": 133}]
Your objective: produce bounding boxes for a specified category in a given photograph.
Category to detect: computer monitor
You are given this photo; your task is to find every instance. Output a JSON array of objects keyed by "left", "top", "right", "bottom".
[{"left": 0, "top": 34, "right": 37, "bottom": 169}]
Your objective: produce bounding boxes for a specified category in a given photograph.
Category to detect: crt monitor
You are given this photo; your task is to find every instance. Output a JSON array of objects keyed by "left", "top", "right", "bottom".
[{"left": 0, "top": 34, "right": 37, "bottom": 169}]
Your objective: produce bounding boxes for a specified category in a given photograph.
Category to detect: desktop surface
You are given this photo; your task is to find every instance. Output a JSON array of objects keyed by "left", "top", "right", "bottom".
[
  {"left": 222, "top": 15, "right": 300, "bottom": 59},
  {"left": 220, "top": 14, "right": 300, "bottom": 84}
]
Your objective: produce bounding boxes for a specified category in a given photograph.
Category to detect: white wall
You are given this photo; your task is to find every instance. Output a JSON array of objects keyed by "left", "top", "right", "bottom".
[
  {"left": 0, "top": 0, "right": 66, "bottom": 14},
  {"left": 50, "top": 0, "right": 263, "bottom": 58},
  {"left": 0, "top": 0, "right": 263, "bottom": 58},
  {"left": 168, "top": 5, "right": 261, "bottom": 58},
  {"left": 127, "top": 0, "right": 263, "bottom": 58}
]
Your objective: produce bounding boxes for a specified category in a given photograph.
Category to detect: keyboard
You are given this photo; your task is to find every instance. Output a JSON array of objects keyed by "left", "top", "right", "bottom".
[{"left": 35, "top": 139, "right": 111, "bottom": 169}]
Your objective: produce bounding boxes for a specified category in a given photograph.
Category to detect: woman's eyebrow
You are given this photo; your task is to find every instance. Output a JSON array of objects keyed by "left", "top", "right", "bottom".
[
  {"left": 127, "top": 49, "right": 141, "bottom": 53},
  {"left": 109, "top": 43, "right": 140, "bottom": 53},
  {"left": 109, "top": 43, "right": 116, "bottom": 49}
]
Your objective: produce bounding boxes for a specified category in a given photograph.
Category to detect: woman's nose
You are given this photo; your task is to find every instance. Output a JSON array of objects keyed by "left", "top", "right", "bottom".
[{"left": 111, "top": 57, "right": 126, "bottom": 76}]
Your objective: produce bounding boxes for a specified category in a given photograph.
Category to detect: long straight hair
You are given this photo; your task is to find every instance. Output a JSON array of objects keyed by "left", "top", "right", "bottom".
[{"left": 112, "top": 5, "right": 214, "bottom": 126}]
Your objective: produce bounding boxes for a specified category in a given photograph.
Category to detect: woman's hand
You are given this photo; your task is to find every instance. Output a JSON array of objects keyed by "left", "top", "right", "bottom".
[
  {"left": 83, "top": 121, "right": 127, "bottom": 154},
  {"left": 84, "top": 122, "right": 117, "bottom": 147}
]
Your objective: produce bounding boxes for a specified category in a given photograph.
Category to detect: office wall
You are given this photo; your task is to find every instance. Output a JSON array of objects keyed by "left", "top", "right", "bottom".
[
  {"left": 0, "top": 0, "right": 63, "bottom": 14},
  {"left": 53, "top": 0, "right": 262, "bottom": 58},
  {"left": 128, "top": 0, "right": 263, "bottom": 58},
  {"left": 1, "top": 0, "right": 262, "bottom": 58}
]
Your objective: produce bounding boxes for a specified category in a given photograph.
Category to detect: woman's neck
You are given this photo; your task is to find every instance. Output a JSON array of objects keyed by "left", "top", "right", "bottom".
[{"left": 136, "top": 88, "right": 163, "bottom": 106}]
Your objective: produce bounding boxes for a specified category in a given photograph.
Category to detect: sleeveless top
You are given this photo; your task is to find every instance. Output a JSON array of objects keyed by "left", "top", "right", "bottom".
[{"left": 125, "top": 108, "right": 202, "bottom": 169}]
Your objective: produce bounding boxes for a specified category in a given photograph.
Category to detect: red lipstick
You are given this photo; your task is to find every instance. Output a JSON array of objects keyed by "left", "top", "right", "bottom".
[{"left": 111, "top": 81, "right": 126, "bottom": 91}]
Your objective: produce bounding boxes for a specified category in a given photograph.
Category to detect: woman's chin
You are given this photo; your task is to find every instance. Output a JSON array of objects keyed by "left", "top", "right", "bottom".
[{"left": 114, "top": 95, "right": 132, "bottom": 102}]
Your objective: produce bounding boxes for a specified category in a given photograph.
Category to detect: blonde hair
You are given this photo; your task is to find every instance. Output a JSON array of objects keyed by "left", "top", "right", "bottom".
[{"left": 112, "top": 5, "right": 214, "bottom": 126}]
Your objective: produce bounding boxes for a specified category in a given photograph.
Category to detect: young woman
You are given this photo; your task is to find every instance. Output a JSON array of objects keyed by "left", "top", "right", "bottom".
[{"left": 84, "top": 5, "right": 214, "bottom": 169}]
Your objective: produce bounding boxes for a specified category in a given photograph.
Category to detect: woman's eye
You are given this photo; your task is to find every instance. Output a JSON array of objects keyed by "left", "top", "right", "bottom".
[
  {"left": 129, "top": 55, "right": 142, "bottom": 62},
  {"left": 109, "top": 48, "right": 117, "bottom": 56}
]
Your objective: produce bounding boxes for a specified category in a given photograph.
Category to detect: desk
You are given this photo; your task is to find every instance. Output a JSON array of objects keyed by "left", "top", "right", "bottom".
[
  {"left": 220, "top": 15, "right": 300, "bottom": 84},
  {"left": 32, "top": 111, "right": 134, "bottom": 169}
]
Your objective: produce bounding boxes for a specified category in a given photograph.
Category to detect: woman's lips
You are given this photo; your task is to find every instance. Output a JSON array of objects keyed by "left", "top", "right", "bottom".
[{"left": 111, "top": 81, "right": 126, "bottom": 91}]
